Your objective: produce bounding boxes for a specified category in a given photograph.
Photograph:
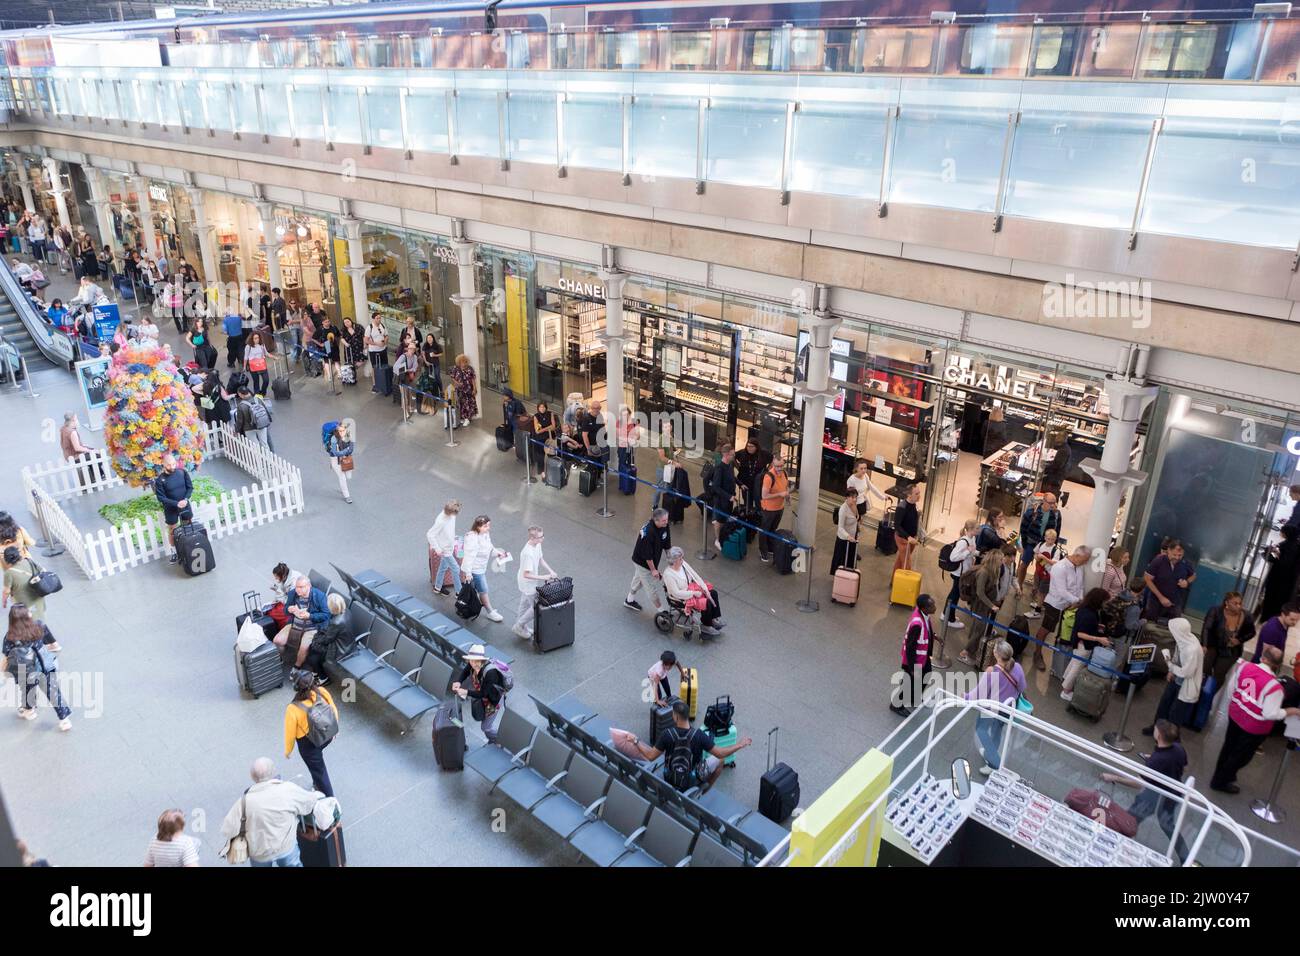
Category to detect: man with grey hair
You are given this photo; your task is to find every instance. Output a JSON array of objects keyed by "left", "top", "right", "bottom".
[
  {"left": 219, "top": 758, "right": 319, "bottom": 867},
  {"left": 513, "top": 525, "right": 558, "bottom": 641},
  {"left": 626, "top": 508, "right": 671, "bottom": 615},
  {"left": 152, "top": 453, "right": 193, "bottom": 562},
  {"left": 1032, "top": 544, "right": 1090, "bottom": 672}
]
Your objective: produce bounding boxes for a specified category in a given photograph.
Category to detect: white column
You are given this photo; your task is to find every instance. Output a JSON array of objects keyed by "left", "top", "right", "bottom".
[
  {"left": 133, "top": 175, "right": 159, "bottom": 260},
  {"left": 450, "top": 227, "right": 484, "bottom": 419},
  {"left": 338, "top": 215, "right": 370, "bottom": 325},
  {"left": 41, "top": 157, "right": 71, "bottom": 231},
  {"left": 185, "top": 186, "right": 219, "bottom": 286},
  {"left": 793, "top": 287, "right": 840, "bottom": 550},
  {"left": 84, "top": 166, "right": 117, "bottom": 252},
  {"left": 15, "top": 161, "right": 35, "bottom": 213},
  {"left": 1080, "top": 374, "right": 1160, "bottom": 582},
  {"left": 255, "top": 199, "right": 283, "bottom": 292},
  {"left": 598, "top": 251, "right": 627, "bottom": 414}
]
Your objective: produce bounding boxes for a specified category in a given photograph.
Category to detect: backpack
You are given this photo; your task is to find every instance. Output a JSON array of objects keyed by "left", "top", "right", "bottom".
[
  {"left": 938, "top": 541, "right": 960, "bottom": 573},
  {"left": 297, "top": 693, "right": 339, "bottom": 748},
  {"left": 454, "top": 580, "right": 482, "bottom": 620},
  {"left": 485, "top": 660, "right": 514, "bottom": 694},
  {"left": 321, "top": 421, "right": 339, "bottom": 452},
  {"left": 665, "top": 727, "right": 698, "bottom": 791},
  {"left": 248, "top": 397, "right": 271, "bottom": 430},
  {"left": 700, "top": 460, "right": 716, "bottom": 494},
  {"left": 959, "top": 567, "right": 980, "bottom": 604},
  {"left": 5, "top": 640, "right": 42, "bottom": 680}
]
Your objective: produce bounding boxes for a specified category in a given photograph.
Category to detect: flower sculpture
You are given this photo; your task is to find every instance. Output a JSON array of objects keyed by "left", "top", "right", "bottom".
[{"left": 103, "top": 341, "right": 204, "bottom": 486}]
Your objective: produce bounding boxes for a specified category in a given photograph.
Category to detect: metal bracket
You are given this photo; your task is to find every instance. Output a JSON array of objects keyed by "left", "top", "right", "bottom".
[
  {"left": 778, "top": 100, "right": 799, "bottom": 206},
  {"left": 877, "top": 104, "right": 900, "bottom": 218},
  {"left": 620, "top": 93, "right": 632, "bottom": 185},
  {"left": 555, "top": 91, "right": 567, "bottom": 177},
  {"left": 991, "top": 110, "right": 1021, "bottom": 233},
  {"left": 694, "top": 97, "right": 709, "bottom": 195},
  {"left": 357, "top": 86, "right": 373, "bottom": 155},
  {"left": 398, "top": 86, "right": 413, "bottom": 158},
  {"left": 446, "top": 88, "right": 459, "bottom": 165},
  {"left": 1127, "top": 116, "right": 1164, "bottom": 251},
  {"left": 321, "top": 84, "right": 335, "bottom": 150},
  {"left": 497, "top": 89, "right": 510, "bottom": 171}
]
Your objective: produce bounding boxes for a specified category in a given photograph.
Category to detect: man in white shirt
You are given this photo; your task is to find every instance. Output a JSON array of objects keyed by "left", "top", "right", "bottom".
[
  {"left": 513, "top": 525, "right": 557, "bottom": 641},
  {"left": 73, "top": 275, "right": 103, "bottom": 306},
  {"left": 219, "top": 757, "right": 319, "bottom": 867},
  {"left": 427, "top": 500, "right": 461, "bottom": 595},
  {"left": 1032, "top": 545, "right": 1089, "bottom": 671}
]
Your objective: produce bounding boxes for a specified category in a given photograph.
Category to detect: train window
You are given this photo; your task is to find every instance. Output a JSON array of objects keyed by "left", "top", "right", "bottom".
[
  {"left": 1078, "top": 24, "right": 1142, "bottom": 76},
  {"left": 670, "top": 30, "right": 712, "bottom": 70},
  {"left": 789, "top": 29, "right": 822, "bottom": 70},
  {"left": 744, "top": 30, "right": 773, "bottom": 69},
  {"left": 1031, "top": 27, "right": 1063, "bottom": 74},
  {"left": 957, "top": 25, "right": 1031, "bottom": 75},
  {"left": 1138, "top": 24, "right": 1219, "bottom": 78},
  {"left": 862, "top": 28, "right": 935, "bottom": 72}
]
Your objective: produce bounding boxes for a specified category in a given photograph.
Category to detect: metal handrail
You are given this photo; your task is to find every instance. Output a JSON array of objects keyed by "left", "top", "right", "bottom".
[{"left": 0, "top": 258, "right": 75, "bottom": 367}]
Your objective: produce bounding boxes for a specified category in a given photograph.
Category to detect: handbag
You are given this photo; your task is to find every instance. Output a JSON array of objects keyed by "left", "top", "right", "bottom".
[
  {"left": 338, "top": 454, "right": 354, "bottom": 472},
  {"left": 1001, "top": 663, "right": 1033, "bottom": 715},
  {"left": 222, "top": 794, "right": 250, "bottom": 865},
  {"left": 26, "top": 559, "right": 62, "bottom": 597},
  {"left": 248, "top": 355, "right": 267, "bottom": 372}
]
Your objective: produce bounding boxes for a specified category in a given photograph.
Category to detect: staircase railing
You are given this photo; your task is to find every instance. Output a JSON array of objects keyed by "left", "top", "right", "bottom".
[{"left": 0, "top": 258, "right": 76, "bottom": 367}]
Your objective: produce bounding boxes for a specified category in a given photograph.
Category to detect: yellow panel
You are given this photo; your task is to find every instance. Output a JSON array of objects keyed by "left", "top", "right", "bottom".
[
  {"left": 505, "top": 274, "right": 529, "bottom": 395},
  {"left": 333, "top": 236, "right": 352, "bottom": 318},
  {"left": 789, "top": 748, "right": 893, "bottom": 867}
]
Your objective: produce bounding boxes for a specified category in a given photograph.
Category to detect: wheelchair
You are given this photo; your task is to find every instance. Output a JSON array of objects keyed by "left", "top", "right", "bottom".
[{"left": 654, "top": 597, "right": 707, "bottom": 642}]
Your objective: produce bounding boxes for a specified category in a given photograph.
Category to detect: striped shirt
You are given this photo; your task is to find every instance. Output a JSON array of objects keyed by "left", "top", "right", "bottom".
[{"left": 143, "top": 835, "right": 200, "bottom": 867}]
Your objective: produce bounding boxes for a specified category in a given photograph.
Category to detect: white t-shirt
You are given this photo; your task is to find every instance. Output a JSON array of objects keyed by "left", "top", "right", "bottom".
[
  {"left": 144, "top": 834, "right": 199, "bottom": 867},
  {"left": 517, "top": 541, "right": 543, "bottom": 593},
  {"left": 847, "top": 472, "right": 887, "bottom": 507}
]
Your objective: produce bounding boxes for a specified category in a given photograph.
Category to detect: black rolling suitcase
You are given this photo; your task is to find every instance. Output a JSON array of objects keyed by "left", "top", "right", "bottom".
[
  {"left": 271, "top": 373, "right": 291, "bottom": 400},
  {"left": 544, "top": 455, "right": 569, "bottom": 489},
  {"left": 578, "top": 464, "right": 601, "bottom": 497},
  {"left": 238, "top": 641, "right": 284, "bottom": 698},
  {"left": 297, "top": 822, "right": 347, "bottom": 867},
  {"left": 496, "top": 425, "right": 512, "bottom": 452},
  {"left": 235, "top": 590, "right": 278, "bottom": 641},
  {"left": 374, "top": 363, "right": 393, "bottom": 397},
  {"left": 433, "top": 699, "right": 466, "bottom": 770},
  {"left": 175, "top": 520, "right": 215, "bottom": 576},
  {"left": 535, "top": 599, "right": 575, "bottom": 653},
  {"left": 875, "top": 504, "right": 898, "bottom": 555},
  {"left": 759, "top": 727, "right": 800, "bottom": 823},
  {"left": 773, "top": 533, "right": 798, "bottom": 574},
  {"left": 650, "top": 698, "right": 679, "bottom": 743}
]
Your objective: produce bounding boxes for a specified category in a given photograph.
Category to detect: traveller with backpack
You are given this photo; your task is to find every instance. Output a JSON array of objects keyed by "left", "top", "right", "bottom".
[
  {"left": 452, "top": 644, "right": 512, "bottom": 744},
  {"left": 283, "top": 669, "right": 339, "bottom": 797},
  {"left": 2, "top": 603, "right": 72, "bottom": 732},
  {"left": 957, "top": 549, "right": 1005, "bottom": 667},
  {"left": 322, "top": 419, "right": 355, "bottom": 504},
  {"left": 939, "top": 519, "right": 977, "bottom": 629},
  {"left": 632, "top": 699, "right": 752, "bottom": 793},
  {"left": 235, "top": 387, "right": 274, "bottom": 451},
  {"left": 975, "top": 508, "right": 1007, "bottom": 558}
]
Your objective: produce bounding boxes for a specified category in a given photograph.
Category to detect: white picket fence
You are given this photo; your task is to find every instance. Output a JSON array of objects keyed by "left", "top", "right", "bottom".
[{"left": 21, "top": 422, "right": 304, "bottom": 580}]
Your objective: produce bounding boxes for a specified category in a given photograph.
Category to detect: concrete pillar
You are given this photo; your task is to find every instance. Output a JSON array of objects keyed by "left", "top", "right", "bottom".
[
  {"left": 450, "top": 221, "right": 484, "bottom": 418},
  {"left": 133, "top": 175, "right": 159, "bottom": 260},
  {"left": 1080, "top": 373, "right": 1159, "bottom": 583},
  {"left": 255, "top": 200, "right": 283, "bottom": 293},
  {"left": 338, "top": 215, "right": 370, "bottom": 326},
  {"left": 84, "top": 166, "right": 117, "bottom": 253},
  {"left": 15, "top": 161, "right": 35, "bottom": 213},
  {"left": 598, "top": 247, "right": 627, "bottom": 415},
  {"left": 185, "top": 186, "right": 219, "bottom": 287},
  {"left": 41, "top": 157, "right": 70, "bottom": 231},
  {"left": 793, "top": 286, "right": 840, "bottom": 551}
]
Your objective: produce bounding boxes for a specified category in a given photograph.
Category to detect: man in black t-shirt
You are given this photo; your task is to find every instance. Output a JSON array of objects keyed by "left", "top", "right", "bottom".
[
  {"left": 1102, "top": 719, "right": 1190, "bottom": 862},
  {"left": 633, "top": 700, "right": 751, "bottom": 793},
  {"left": 625, "top": 509, "right": 671, "bottom": 614}
]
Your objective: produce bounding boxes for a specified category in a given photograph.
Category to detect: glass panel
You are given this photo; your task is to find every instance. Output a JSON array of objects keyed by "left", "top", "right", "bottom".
[
  {"left": 670, "top": 31, "right": 712, "bottom": 70},
  {"left": 231, "top": 82, "right": 259, "bottom": 136},
  {"left": 563, "top": 93, "right": 621, "bottom": 170},
  {"left": 790, "top": 106, "right": 885, "bottom": 197},
  {"left": 1078, "top": 24, "right": 1142, "bottom": 78},
  {"left": 407, "top": 88, "right": 450, "bottom": 153},
  {"left": 159, "top": 81, "right": 182, "bottom": 127},
  {"left": 201, "top": 81, "right": 227, "bottom": 130},
  {"left": 507, "top": 91, "right": 556, "bottom": 165},
  {"left": 1137, "top": 24, "right": 1223, "bottom": 79},
  {"left": 262, "top": 79, "right": 292, "bottom": 138},
  {"left": 98, "top": 80, "right": 121, "bottom": 121},
  {"left": 456, "top": 89, "right": 500, "bottom": 157},
  {"left": 1142, "top": 86, "right": 1300, "bottom": 249},
  {"left": 366, "top": 87, "right": 403, "bottom": 149},
  {"left": 705, "top": 97, "right": 786, "bottom": 188},
  {"left": 952, "top": 25, "right": 1033, "bottom": 76},
  {"left": 327, "top": 84, "right": 363, "bottom": 144},
  {"left": 889, "top": 82, "right": 1015, "bottom": 212},
  {"left": 1004, "top": 83, "right": 1161, "bottom": 229},
  {"left": 292, "top": 85, "right": 325, "bottom": 141},
  {"left": 1256, "top": 19, "right": 1300, "bottom": 82},
  {"left": 179, "top": 78, "right": 203, "bottom": 127},
  {"left": 81, "top": 78, "right": 102, "bottom": 118},
  {"left": 630, "top": 94, "right": 697, "bottom": 180}
]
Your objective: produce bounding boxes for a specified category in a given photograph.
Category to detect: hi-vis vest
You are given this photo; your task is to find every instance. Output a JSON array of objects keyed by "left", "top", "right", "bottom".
[
  {"left": 902, "top": 609, "right": 932, "bottom": 668},
  {"left": 1229, "top": 662, "right": 1283, "bottom": 735}
]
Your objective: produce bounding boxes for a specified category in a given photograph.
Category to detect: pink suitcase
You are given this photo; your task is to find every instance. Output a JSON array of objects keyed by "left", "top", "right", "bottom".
[{"left": 832, "top": 568, "right": 860, "bottom": 606}]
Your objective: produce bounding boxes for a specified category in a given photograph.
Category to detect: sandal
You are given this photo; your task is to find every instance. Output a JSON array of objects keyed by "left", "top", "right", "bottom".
[{"left": 957, "top": 652, "right": 975, "bottom": 666}]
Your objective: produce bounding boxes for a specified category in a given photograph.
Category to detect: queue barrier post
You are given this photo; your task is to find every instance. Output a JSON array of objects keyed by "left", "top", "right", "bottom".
[
  {"left": 523, "top": 432, "right": 537, "bottom": 485},
  {"left": 795, "top": 545, "right": 818, "bottom": 613},
  {"left": 1251, "top": 740, "right": 1294, "bottom": 825},
  {"left": 1102, "top": 682, "right": 1137, "bottom": 754},
  {"left": 697, "top": 501, "right": 714, "bottom": 561},
  {"left": 596, "top": 454, "right": 613, "bottom": 518},
  {"left": 932, "top": 608, "right": 953, "bottom": 669}
]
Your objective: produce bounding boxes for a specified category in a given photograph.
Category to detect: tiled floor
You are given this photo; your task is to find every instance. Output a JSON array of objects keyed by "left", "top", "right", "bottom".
[{"left": 0, "top": 261, "right": 1295, "bottom": 866}]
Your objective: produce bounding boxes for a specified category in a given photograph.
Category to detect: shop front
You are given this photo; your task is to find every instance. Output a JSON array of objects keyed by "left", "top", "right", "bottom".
[
  {"left": 143, "top": 180, "right": 203, "bottom": 273},
  {"left": 100, "top": 172, "right": 145, "bottom": 252},
  {"left": 258, "top": 207, "right": 338, "bottom": 318},
  {"left": 355, "top": 222, "right": 459, "bottom": 358}
]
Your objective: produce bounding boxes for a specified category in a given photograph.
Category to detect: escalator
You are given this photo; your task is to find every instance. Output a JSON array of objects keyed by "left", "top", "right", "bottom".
[{"left": 0, "top": 259, "right": 76, "bottom": 373}]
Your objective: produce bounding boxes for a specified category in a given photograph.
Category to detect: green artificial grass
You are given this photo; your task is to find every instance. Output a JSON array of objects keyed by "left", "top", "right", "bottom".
[{"left": 98, "top": 476, "right": 238, "bottom": 547}]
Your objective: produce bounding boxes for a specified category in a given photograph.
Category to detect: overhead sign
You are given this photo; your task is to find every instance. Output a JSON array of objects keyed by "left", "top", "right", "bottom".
[
  {"left": 943, "top": 361, "right": 1039, "bottom": 401},
  {"left": 556, "top": 276, "right": 606, "bottom": 300},
  {"left": 149, "top": 184, "right": 169, "bottom": 203},
  {"left": 75, "top": 356, "right": 111, "bottom": 431}
]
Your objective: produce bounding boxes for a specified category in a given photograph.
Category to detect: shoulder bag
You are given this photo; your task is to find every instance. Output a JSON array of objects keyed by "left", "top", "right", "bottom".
[
  {"left": 26, "top": 558, "right": 63, "bottom": 597},
  {"left": 221, "top": 794, "right": 250, "bottom": 865},
  {"left": 1000, "top": 663, "right": 1034, "bottom": 715},
  {"left": 338, "top": 454, "right": 354, "bottom": 472}
]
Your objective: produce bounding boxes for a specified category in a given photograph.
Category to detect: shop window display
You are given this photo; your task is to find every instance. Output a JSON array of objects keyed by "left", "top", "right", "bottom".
[{"left": 256, "top": 209, "right": 338, "bottom": 321}]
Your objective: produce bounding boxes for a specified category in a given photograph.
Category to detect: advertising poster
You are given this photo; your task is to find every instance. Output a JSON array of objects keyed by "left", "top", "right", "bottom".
[{"left": 75, "top": 355, "right": 111, "bottom": 430}]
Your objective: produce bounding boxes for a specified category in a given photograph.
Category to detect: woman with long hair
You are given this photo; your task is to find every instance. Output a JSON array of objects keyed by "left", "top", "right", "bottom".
[
  {"left": 2, "top": 603, "right": 71, "bottom": 730},
  {"left": 959, "top": 548, "right": 1006, "bottom": 666},
  {"left": 244, "top": 330, "right": 270, "bottom": 397},
  {"left": 1059, "top": 587, "right": 1113, "bottom": 701},
  {"left": 461, "top": 514, "right": 508, "bottom": 623},
  {"left": 450, "top": 353, "right": 478, "bottom": 424},
  {"left": 1202, "top": 590, "right": 1255, "bottom": 685},
  {"left": 284, "top": 668, "right": 338, "bottom": 796}
]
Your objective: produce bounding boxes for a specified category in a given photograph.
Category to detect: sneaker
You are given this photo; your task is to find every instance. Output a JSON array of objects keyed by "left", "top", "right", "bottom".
[
  {"left": 711, "top": 618, "right": 726, "bottom": 629},
  {"left": 512, "top": 626, "right": 530, "bottom": 640},
  {"left": 315, "top": 675, "right": 331, "bottom": 688},
  {"left": 978, "top": 764, "right": 994, "bottom": 777},
  {"left": 1059, "top": 690, "right": 1074, "bottom": 702},
  {"left": 889, "top": 704, "right": 911, "bottom": 717},
  {"left": 435, "top": 586, "right": 451, "bottom": 596},
  {"left": 344, "top": 497, "right": 353, "bottom": 504},
  {"left": 1025, "top": 608, "right": 1043, "bottom": 619},
  {"left": 168, "top": 551, "right": 179, "bottom": 564},
  {"left": 16, "top": 708, "right": 36, "bottom": 721},
  {"left": 957, "top": 652, "right": 976, "bottom": 666},
  {"left": 485, "top": 610, "right": 504, "bottom": 623},
  {"left": 713, "top": 540, "right": 722, "bottom": 552},
  {"left": 759, "top": 554, "right": 772, "bottom": 563},
  {"left": 624, "top": 598, "right": 643, "bottom": 611},
  {"left": 947, "top": 620, "right": 965, "bottom": 630},
  {"left": 700, "top": 625, "right": 721, "bottom": 638},
  {"left": 58, "top": 718, "right": 71, "bottom": 732}
]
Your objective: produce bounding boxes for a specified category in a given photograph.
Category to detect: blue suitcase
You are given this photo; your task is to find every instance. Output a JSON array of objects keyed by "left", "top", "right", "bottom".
[
  {"left": 619, "top": 463, "right": 637, "bottom": 495},
  {"left": 721, "top": 527, "right": 747, "bottom": 561}
]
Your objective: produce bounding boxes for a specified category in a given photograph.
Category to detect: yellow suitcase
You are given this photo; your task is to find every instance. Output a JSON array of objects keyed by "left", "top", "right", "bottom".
[
  {"left": 679, "top": 668, "right": 699, "bottom": 721},
  {"left": 890, "top": 569, "right": 923, "bottom": 608}
]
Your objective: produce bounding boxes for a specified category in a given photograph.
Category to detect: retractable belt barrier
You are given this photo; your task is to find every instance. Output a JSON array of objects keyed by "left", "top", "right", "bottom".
[{"left": 945, "top": 602, "right": 1128, "bottom": 681}]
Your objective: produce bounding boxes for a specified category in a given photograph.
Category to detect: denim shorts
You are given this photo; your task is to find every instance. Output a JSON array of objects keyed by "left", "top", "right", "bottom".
[{"left": 471, "top": 572, "right": 488, "bottom": 594}]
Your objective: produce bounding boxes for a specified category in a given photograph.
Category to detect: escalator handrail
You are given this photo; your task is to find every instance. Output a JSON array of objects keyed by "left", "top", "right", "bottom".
[{"left": 0, "top": 258, "right": 76, "bottom": 367}]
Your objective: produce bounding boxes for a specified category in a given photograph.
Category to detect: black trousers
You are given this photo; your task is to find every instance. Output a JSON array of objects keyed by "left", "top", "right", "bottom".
[
  {"left": 895, "top": 662, "right": 932, "bottom": 710},
  {"left": 758, "top": 508, "right": 783, "bottom": 557},
  {"left": 1212, "top": 720, "right": 1266, "bottom": 790},
  {"left": 226, "top": 332, "right": 245, "bottom": 367},
  {"left": 830, "top": 537, "right": 857, "bottom": 575},
  {"left": 298, "top": 736, "right": 334, "bottom": 797}
]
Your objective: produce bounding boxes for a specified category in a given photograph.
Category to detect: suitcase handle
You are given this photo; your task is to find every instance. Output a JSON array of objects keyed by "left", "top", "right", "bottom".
[
  {"left": 714, "top": 694, "right": 731, "bottom": 708},
  {"left": 766, "top": 726, "right": 779, "bottom": 771},
  {"left": 243, "top": 590, "right": 261, "bottom": 615}
]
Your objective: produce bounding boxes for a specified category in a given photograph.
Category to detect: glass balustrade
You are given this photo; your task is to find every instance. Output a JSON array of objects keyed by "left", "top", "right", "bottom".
[{"left": 18, "top": 65, "right": 1300, "bottom": 252}]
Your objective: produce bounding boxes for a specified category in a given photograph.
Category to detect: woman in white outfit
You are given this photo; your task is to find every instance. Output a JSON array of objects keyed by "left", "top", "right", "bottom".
[
  {"left": 462, "top": 515, "right": 509, "bottom": 623},
  {"left": 660, "top": 547, "right": 725, "bottom": 637},
  {"left": 847, "top": 459, "right": 889, "bottom": 519},
  {"left": 830, "top": 488, "right": 860, "bottom": 575},
  {"left": 944, "top": 519, "right": 977, "bottom": 629},
  {"left": 326, "top": 420, "right": 355, "bottom": 503}
]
